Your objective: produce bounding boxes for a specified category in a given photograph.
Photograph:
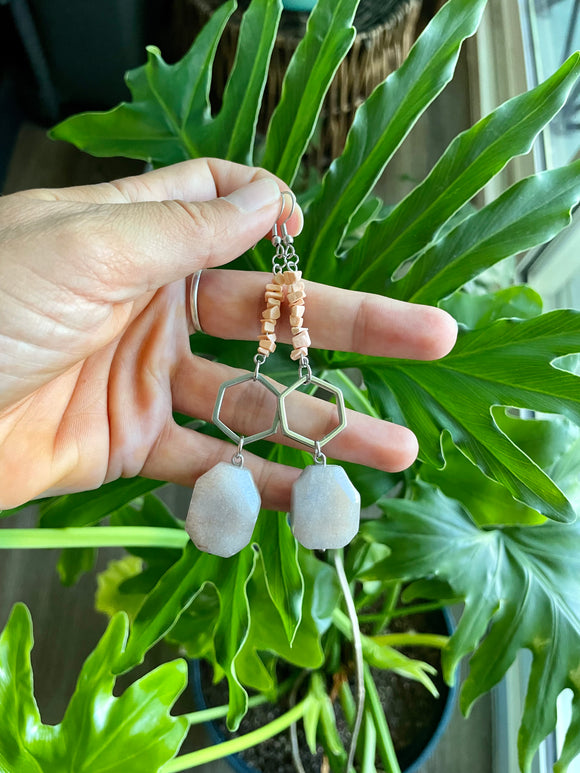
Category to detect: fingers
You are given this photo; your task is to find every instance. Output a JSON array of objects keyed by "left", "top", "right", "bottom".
[
  {"left": 171, "top": 355, "right": 419, "bottom": 474},
  {"left": 91, "top": 181, "right": 285, "bottom": 295},
  {"left": 22, "top": 160, "right": 303, "bottom": 300},
  {"left": 13, "top": 158, "right": 303, "bottom": 300},
  {"left": 140, "top": 421, "right": 301, "bottom": 512},
  {"left": 192, "top": 270, "right": 457, "bottom": 361},
  {"left": 22, "top": 158, "right": 299, "bottom": 219}
]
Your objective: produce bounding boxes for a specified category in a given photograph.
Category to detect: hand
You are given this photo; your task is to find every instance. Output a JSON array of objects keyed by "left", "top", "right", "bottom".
[{"left": 0, "top": 159, "right": 457, "bottom": 510}]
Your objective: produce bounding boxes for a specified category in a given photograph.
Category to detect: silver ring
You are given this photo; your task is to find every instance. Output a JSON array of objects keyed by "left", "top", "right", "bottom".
[{"left": 189, "top": 270, "right": 204, "bottom": 333}]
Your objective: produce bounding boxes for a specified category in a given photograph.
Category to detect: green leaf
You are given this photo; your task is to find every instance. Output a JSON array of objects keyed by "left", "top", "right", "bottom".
[
  {"left": 39, "top": 478, "right": 168, "bottom": 528},
  {"left": 253, "top": 510, "right": 304, "bottom": 642},
  {"left": 494, "top": 410, "right": 580, "bottom": 516},
  {"left": 338, "top": 461, "right": 398, "bottom": 509},
  {"left": 261, "top": 0, "right": 358, "bottom": 182},
  {"left": 341, "top": 194, "right": 385, "bottom": 251},
  {"left": 0, "top": 498, "right": 50, "bottom": 520},
  {"left": 332, "top": 607, "right": 438, "bottom": 696},
  {"left": 50, "top": 3, "right": 236, "bottom": 163},
  {"left": 0, "top": 604, "right": 187, "bottom": 772},
  {"left": 110, "top": 494, "right": 183, "bottom": 568},
  {"left": 115, "top": 543, "right": 258, "bottom": 731},
  {"left": 110, "top": 496, "right": 185, "bottom": 595},
  {"left": 165, "top": 586, "right": 221, "bottom": 662},
  {"left": 362, "top": 481, "right": 580, "bottom": 772},
  {"left": 361, "top": 635, "right": 438, "bottom": 698},
  {"left": 389, "top": 161, "right": 580, "bottom": 303},
  {"left": 303, "top": 695, "right": 322, "bottom": 755},
  {"left": 349, "top": 53, "right": 580, "bottom": 291},
  {"left": 299, "top": 547, "right": 341, "bottom": 635},
  {"left": 204, "top": 0, "right": 283, "bottom": 163},
  {"left": 236, "top": 557, "right": 327, "bottom": 693},
  {"left": 358, "top": 310, "right": 580, "bottom": 522},
  {"left": 234, "top": 547, "right": 337, "bottom": 696},
  {"left": 95, "top": 555, "right": 146, "bottom": 622},
  {"left": 310, "top": 673, "right": 345, "bottom": 760},
  {"left": 440, "top": 285, "right": 543, "bottom": 330},
  {"left": 57, "top": 547, "right": 97, "bottom": 586},
  {"left": 420, "top": 432, "right": 545, "bottom": 526},
  {"left": 300, "top": 0, "right": 487, "bottom": 276}
]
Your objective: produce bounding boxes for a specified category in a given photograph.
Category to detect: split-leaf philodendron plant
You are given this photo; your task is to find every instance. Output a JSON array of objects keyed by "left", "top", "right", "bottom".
[{"left": 2, "top": 0, "right": 580, "bottom": 771}]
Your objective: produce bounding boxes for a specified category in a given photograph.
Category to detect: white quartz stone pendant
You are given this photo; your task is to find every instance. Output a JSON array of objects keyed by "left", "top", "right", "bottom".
[
  {"left": 290, "top": 464, "right": 361, "bottom": 550},
  {"left": 185, "top": 462, "right": 261, "bottom": 558}
]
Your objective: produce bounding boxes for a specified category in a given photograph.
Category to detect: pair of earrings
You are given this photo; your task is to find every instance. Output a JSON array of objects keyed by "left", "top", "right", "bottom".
[{"left": 185, "top": 193, "right": 360, "bottom": 558}]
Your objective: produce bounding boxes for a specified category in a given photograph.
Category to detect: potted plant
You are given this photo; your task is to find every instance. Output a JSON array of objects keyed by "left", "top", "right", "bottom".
[{"left": 1, "top": 0, "right": 580, "bottom": 771}]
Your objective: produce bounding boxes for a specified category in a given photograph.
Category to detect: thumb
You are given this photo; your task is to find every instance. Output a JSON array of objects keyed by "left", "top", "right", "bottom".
[{"left": 94, "top": 177, "right": 293, "bottom": 296}]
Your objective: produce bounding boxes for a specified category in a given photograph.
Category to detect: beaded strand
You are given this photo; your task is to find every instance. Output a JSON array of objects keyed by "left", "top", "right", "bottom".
[{"left": 257, "top": 269, "right": 310, "bottom": 360}]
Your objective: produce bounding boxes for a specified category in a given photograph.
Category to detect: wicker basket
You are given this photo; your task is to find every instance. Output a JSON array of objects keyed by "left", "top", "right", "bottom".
[{"left": 173, "top": 0, "right": 422, "bottom": 169}]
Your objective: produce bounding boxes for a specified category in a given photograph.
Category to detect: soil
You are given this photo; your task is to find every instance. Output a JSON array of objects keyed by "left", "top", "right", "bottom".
[{"left": 200, "top": 609, "right": 450, "bottom": 773}]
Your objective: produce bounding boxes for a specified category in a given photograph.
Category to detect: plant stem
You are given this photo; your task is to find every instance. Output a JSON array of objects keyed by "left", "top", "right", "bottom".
[
  {"left": 361, "top": 709, "right": 377, "bottom": 773},
  {"left": 184, "top": 693, "right": 269, "bottom": 726},
  {"left": 161, "top": 697, "right": 312, "bottom": 772},
  {"left": 0, "top": 527, "right": 188, "bottom": 550},
  {"left": 387, "top": 599, "right": 461, "bottom": 618},
  {"left": 360, "top": 599, "right": 461, "bottom": 621},
  {"left": 331, "top": 607, "right": 353, "bottom": 639},
  {"left": 363, "top": 663, "right": 401, "bottom": 773},
  {"left": 371, "top": 633, "right": 449, "bottom": 650},
  {"left": 339, "top": 680, "right": 356, "bottom": 730},
  {"left": 373, "top": 581, "right": 402, "bottom": 635},
  {"left": 334, "top": 550, "right": 365, "bottom": 773},
  {"left": 355, "top": 588, "right": 385, "bottom": 612}
]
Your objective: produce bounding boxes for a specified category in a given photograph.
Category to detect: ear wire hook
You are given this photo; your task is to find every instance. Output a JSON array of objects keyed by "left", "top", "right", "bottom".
[
  {"left": 280, "top": 191, "right": 296, "bottom": 244},
  {"left": 272, "top": 190, "right": 296, "bottom": 243}
]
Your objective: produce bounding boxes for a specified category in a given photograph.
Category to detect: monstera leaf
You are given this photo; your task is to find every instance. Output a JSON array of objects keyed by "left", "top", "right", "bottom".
[
  {"left": 300, "top": 0, "right": 488, "bottom": 275},
  {"left": 112, "top": 506, "right": 310, "bottom": 731},
  {"left": 361, "top": 481, "right": 580, "bottom": 772},
  {"left": 50, "top": 0, "right": 359, "bottom": 175},
  {"left": 261, "top": 0, "right": 358, "bottom": 183},
  {"left": 49, "top": 0, "right": 283, "bottom": 166},
  {"left": 344, "top": 54, "right": 580, "bottom": 292},
  {"left": 113, "top": 542, "right": 258, "bottom": 730},
  {"left": 236, "top": 549, "right": 339, "bottom": 694},
  {"left": 342, "top": 310, "right": 580, "bottom": 523},
  {"left": 0, "top": 604, "right": 187, "bottom": 773}
]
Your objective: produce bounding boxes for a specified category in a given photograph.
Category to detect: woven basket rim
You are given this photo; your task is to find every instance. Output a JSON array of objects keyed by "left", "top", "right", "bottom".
[{"left": 191, "top": 0, "right": 421, "bottom": 40}]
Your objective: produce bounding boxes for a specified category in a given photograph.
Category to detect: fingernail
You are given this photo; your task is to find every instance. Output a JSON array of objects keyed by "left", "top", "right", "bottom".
[{"left": 224, "top": 179, "right": 280, "bottom": 213}]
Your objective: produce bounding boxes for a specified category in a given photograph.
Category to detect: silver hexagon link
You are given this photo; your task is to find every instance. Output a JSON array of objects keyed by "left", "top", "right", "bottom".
[
  {"left": 278, "top": 375, "right": 347, "bottom": 449},
  {"left": 213, "top": 372, "right": 281, "bottom": 445}
]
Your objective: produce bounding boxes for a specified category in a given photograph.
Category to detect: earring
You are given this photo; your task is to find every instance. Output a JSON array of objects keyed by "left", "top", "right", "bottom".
[
  {"left": 185, "top": 191, "right": 360, "bottom": 557},
  {"left": 273, "top": 197, "right": 360, "bottom": 551},
  {"left": 185, "top": 195, "right": 292, "bottom": 557},
  {"left": 184, "top": 203, "right": 287, "bottom": 555}
]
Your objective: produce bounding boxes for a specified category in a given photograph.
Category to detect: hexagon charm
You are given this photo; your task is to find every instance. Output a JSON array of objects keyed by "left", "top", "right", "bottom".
[
  {"left": 213, "top": 372, "right": 281, "bottom": 445},
  {"left": 185, "top": 462, "right": 260, "bottom": 557},
  {"left": 278, "top": 375, "right": 347, "bottom": 449},
  {"left": 290, "top": 464, "right": 360, "bottom": 550}
]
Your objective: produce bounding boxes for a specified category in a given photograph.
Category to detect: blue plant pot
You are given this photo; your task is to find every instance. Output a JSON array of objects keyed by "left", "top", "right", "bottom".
[
  {"left": 190, "top": 661, "right": 260, "bottom": 773},
  {"left": 403, "top": 607, "right": 458, "bottom": 773},
  {"left": 191, "top": 607, "right": 458, "bottom": 773}
]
